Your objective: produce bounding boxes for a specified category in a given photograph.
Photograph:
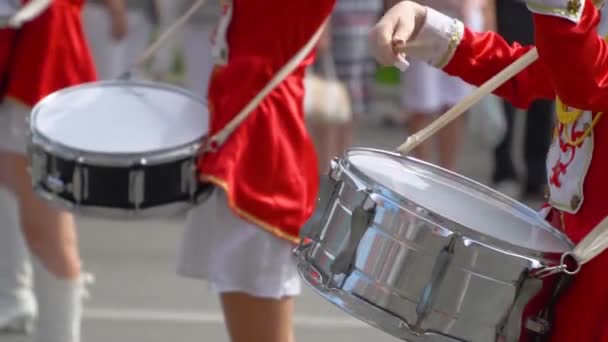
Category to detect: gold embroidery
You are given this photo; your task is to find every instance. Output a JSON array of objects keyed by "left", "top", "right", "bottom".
[
  {"left": 527, "top": 0, "right": 582, "bottom": 18},
  {"left": 436, "top": 19, "right": 463, "bottom": 69}
]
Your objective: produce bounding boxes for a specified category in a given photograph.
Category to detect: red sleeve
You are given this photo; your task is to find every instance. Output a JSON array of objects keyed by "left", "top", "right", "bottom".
[
  {"left": 443, "top": 28, "right": 555, "bottom": 109},
  {"left": 533, "top": 0, "right": 607, "bottom": 111}
]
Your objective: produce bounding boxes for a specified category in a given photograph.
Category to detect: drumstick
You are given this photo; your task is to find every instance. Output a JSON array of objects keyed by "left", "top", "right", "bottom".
[
  {"left": 395, "top": 47, "right": 539, "bottom": 155},
  {"left": 120, "top": 0, "right": 207, "bottom": 78}
]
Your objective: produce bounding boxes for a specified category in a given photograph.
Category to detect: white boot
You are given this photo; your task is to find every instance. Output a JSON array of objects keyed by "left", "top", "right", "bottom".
[
  {"left": 31, "top": 257, "right": 87, "bottom": 342},
  {"left": 0, "top": 187, "right": 36, "bottom": 334}
]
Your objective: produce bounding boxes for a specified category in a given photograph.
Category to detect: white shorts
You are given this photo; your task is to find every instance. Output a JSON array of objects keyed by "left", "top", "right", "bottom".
[
  {"left": 400, "top": 60, "right": 473, "bottom": 114},
  {"left": 177, "top": 190, "right": 302, "bottom": 299},
  {"left": 400, "top": 9, "right": 483, "bottom": 115},
  {"left": 0, "top": 100, "right": 28, "bottom": 156}
]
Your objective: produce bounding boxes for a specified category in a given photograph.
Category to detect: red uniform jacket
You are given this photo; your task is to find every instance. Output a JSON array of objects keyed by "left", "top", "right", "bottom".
[
  {"left": 442, "top": 1, "right": 608, "bottom": 340},
  {"left": 0, "top": 0, "right": 96, "bottom": 106},
  {"left": 198, "top": 0, "right": 335, "bottom": 243}
]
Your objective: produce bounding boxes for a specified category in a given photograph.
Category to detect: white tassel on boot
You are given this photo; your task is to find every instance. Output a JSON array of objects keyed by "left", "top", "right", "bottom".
[
  {"left": 32, "top": 257, "right": 85, "bottom": 342},
  {"left": 0, "top": 187, "right": 36, "bottom": 334}
]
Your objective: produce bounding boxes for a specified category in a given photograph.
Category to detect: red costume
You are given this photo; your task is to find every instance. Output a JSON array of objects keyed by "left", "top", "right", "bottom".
[
  {"left": 0, "top": 0, "right": 96, "bottom": 106},
  {"left": 411, "top": 0, "right": 608, "bottom": 340},
  {"left": 198, "top": 0, "right": 335, "bottom": 243}
]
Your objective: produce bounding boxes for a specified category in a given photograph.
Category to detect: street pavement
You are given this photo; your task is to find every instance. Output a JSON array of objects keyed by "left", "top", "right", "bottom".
[{"left": 0, "top": 107, "right": 540, "bottom": 342}]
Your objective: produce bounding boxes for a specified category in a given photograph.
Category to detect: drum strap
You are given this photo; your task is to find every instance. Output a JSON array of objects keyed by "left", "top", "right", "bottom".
[{"left": 200, "top": 16, "right": 330, "bottom": 153}]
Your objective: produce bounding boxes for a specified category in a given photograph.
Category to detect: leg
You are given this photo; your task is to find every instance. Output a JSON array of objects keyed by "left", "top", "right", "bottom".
[
  {"left": 436, "top": 107, "right": 466, "bottom": 171},
  {"left": 0, "top": 185, "right": 35, "bottom": 333},
  {"left": 1, "top": 152, "right": 84, "bottom": 342},
  {"left": 0, "top": 101, "right": 84, "bottom": 342},
  {"left": 177, "top": 191, "right": 301, "bottom": 342},
  {"left": 406, "top": 113, "right": 435, "bottom": 162},
  {"left": 436, "top": 72, "right": 472, "bottom": 171},
  {"left": 523, "top": 99, "right": 553, "bottom": 198},
  {"left": 221, "top": 294, "right": 295, "bottom": 342},
  {"left": 492, "top": 100, "right": 518, "bottom": 183},
  {"left": 400, "top": 59, "right": 441, "bottom": 163}
]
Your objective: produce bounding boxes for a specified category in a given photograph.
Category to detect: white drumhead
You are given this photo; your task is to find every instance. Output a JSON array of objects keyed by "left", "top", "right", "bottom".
[
  {"left": 347, "top": 150, "right": 570, "bottom": 253},
  {"left": 32, "top": 81, "right": 208, "bottom": 154}
]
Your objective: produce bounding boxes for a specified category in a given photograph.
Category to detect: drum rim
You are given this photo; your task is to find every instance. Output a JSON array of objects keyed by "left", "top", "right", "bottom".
[
  {"left": 29, "top": 79, "right": 208, "bottom": 164},
  {"left": 338, "top": 147, "right": 574, "bottom": 259}
]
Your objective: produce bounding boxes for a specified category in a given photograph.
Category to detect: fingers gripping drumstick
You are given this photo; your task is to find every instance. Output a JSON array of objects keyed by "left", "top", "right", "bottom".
[{"left": 395, "top": 47, "right": 539, "bottom": 155}]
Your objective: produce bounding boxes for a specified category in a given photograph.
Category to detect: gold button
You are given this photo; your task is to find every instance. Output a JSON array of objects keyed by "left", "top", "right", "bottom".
[
  {"left": 544, "top": 186, "right": 551, "bottom": 200},
  {"left": 570, "top": 195, "right": 581, "bottom": 211},
  {"left": 567, "top": 0, "right": 581, "bottom": 14}
]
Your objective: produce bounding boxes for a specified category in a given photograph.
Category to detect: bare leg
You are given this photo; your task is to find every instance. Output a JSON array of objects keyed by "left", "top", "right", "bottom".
[
  {"left": 406, "top": 113, "right": 435, "bottom": 162},
  {"left": 436, "top": 108, "right": 466, "bottom": 171},
  {"left": 221, "top": 293, "right": 295, "bottom": 342},
  {"left": 0, "top": 183, "right": 35, "bottom": 333},
  {"left": 0, "top": 152, "right": 83, "bottom": 342}
]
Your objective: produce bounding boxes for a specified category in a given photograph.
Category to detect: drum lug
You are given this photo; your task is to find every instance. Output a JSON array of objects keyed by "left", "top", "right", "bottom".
[
  {"left": 330, "top": 191, "right": 376, "bottom": 277},
  {"left": 71, "top": 158, "right": 89, "bottom": 204},
  {"left": 329, "top": 157, "right": 341, "bottom": 182},
  {"left": 129, "top": 168, "right": 145, "bottom": 210},
  {"left": 414, "top": 237, "right": 456, "bottom": 333},
  {"left": 28, "top": 145, "right": 47, "bottom": 188},
  {"left": 181, "top": 159, "right": 198, "bottom": 201}
]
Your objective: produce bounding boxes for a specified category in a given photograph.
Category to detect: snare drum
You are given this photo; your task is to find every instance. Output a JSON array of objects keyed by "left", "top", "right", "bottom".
[
  {"left": 27, "top": 80, "right": 210, "bottom": 218},
  {"left": 295, "top": 148, "right": 573, "bottom": 342}
]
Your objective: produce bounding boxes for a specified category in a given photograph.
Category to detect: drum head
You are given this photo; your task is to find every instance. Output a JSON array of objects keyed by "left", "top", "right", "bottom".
[
  {"left": 31, "top": 81, "right": 208, "bottom": 155},
  {"left": 344, "top": 149, "right": 571, "bottom": 253}
]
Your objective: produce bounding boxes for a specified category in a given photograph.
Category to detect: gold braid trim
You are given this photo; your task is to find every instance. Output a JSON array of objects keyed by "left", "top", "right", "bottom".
[
  {"left": 435, "top": 19, "right": 463, "bottom": 69},
  {"left": 200, "top": 174, "right": 302, "bottom": 245}
]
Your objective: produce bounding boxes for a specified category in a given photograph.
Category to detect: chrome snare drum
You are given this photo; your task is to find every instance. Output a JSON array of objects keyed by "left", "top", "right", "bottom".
[
  {"left": 295, "top": 148, "right": 573, "bottom": 342},
  {"left": 27, "top": 80, "right": 210, "bottom": 218}
]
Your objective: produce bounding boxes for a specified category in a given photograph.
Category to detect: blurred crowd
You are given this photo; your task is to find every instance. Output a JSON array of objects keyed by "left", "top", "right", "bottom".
[{"left": 83, "top": 0, "right": 557, "bottom": 203}]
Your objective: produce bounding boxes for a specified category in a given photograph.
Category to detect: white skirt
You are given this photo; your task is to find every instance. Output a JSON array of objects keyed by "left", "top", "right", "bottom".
[{"left": 177, "top": 190, "right": 302, "bottom": 299}]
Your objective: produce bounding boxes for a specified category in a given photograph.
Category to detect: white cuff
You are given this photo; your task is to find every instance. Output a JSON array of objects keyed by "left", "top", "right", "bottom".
[
  {"left": 405, "top": 7, "right": 464, "bottom": 69},
  {"left": 526, "top": 0, "right": 584, "bottom": 23}
]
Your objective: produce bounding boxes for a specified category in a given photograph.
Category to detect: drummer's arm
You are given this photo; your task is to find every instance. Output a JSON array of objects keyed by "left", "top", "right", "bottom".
[
  {"left": 405, "top": 8, "right": 556, "bottom": 109},
  {"left": 531, "top": 0, "right": 608, "bottom": 112}
]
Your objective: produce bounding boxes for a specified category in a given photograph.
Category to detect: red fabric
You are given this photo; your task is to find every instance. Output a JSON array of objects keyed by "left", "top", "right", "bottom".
[
  {"left": 0, "top": 0, "right": 96, "bottom": 106},
  {"left": 444, "top": 1, "right": 608, "bottom": 340},
  {"left": 197, "top": 0, "right": 335, "bottom": 242}
]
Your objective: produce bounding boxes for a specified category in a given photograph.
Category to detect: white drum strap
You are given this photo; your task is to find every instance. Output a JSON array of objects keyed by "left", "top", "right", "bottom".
[
  {"left": 572, "top": 216, "right": 608, "bottom": 268},
  {"left": 536, "top": 215, "right": 608, "bottom": 278},
  {"left": 201, "top": 17, "right": 330, "bottom": 153},
  {"left": 2, "top": 0, "right": 52, "bottom": 28}
]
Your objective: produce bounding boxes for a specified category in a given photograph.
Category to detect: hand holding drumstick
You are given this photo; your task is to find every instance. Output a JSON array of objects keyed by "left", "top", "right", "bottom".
[{"left": 368, "top": 1, "right": 539, "bottom": 155}]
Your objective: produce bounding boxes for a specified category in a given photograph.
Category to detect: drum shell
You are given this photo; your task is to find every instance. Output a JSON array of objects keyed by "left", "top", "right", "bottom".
[
  {"left": 26, "top": 80, "right": 210, "bottom": 219},
  {"left": 299, "top": 151, "right": 571, "bottom": 342}
]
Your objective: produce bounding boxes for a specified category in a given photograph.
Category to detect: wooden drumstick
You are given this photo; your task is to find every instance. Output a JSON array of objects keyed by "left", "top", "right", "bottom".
[{"left": 395, "top": 47, "right": 539, "bottom": 155}]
